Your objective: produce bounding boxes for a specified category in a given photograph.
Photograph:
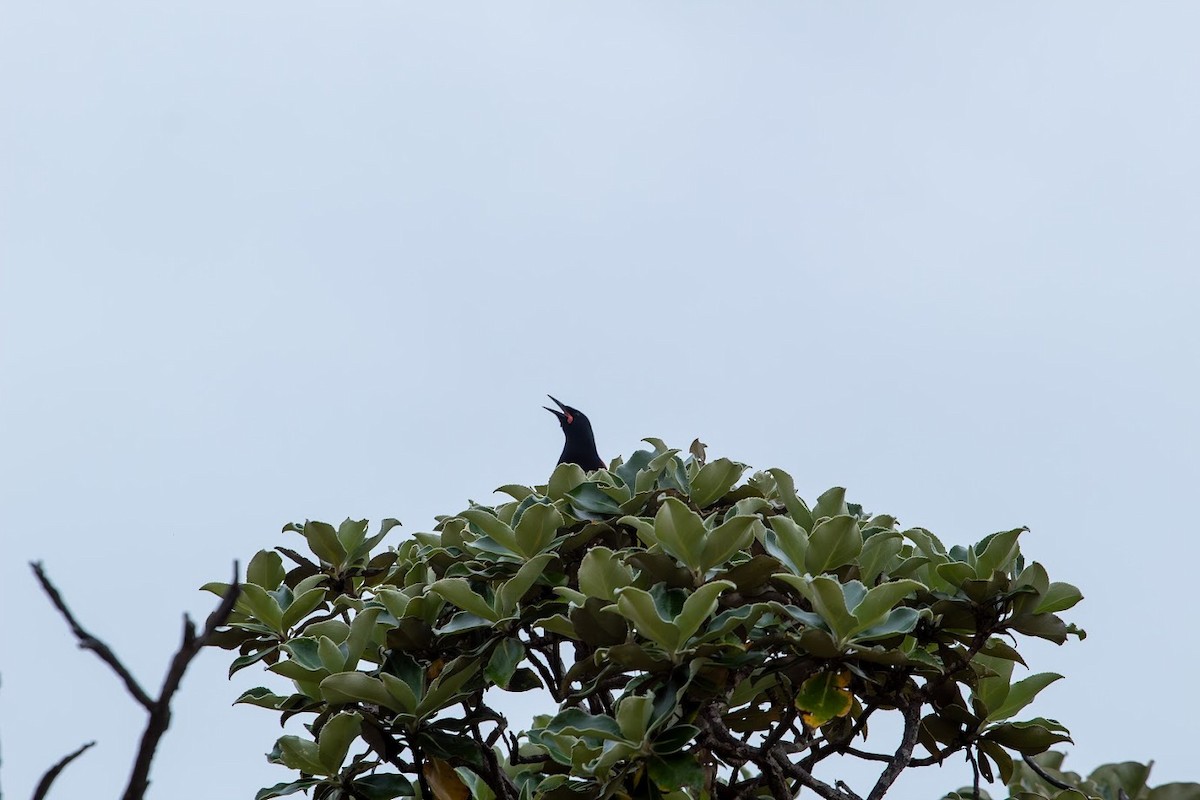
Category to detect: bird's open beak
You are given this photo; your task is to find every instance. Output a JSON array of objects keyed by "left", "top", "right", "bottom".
[{"left": 544, "top": 395, "right": 572, "bottom": 423}]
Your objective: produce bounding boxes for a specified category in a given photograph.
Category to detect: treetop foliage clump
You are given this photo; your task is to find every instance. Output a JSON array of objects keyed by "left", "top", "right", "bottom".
[{"left": 206, "top": 438, "right": 1090, "bottom": 800}]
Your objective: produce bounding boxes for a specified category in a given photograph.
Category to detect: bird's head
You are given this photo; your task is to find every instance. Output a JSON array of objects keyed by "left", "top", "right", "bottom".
[
  {"left": 545, "top": 395, "right": 605, "bottom": 471},
  {"left": 544, "top": 395, "right": 593, "bottom": 433}
]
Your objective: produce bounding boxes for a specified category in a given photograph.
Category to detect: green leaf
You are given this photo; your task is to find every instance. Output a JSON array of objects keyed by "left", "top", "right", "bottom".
[
  {"left": 303, "top": 521, "right": 347, "bottom": 566},
  {"left": 320, "top": 672, "right": 404, "bottom": 713},
  {"left": 229, "top": 647, "right": 278, "bottom": 677},
  {"left": 848, "top": 580, "right": 923, "bottom": 634},
  {"left": 695, "top": 604, "right": 769, "bottom": 644},
  {"left": 430, "top": 578, "right": 500, "bottom": 622},
  {"left": 375, "top": 589, "right": 410, "bottom": 620},
  {"left": 765, "top": 516, "right": 809, "bottom": 575},
  {"left": 854, "top": 607, "right": 923, "bottom": 641},
  {"left": 235, "top": 686, "right": 289, "bottom": 709},
  {"left": 494, "top": 484, "right": 533, "bottom": 501},
  {"left": 805, "top": 515, "right": 862, "bottom": 574},
  {"left": 454, "top": 767, "right": 497, "bottom": 800},
  {"left": 812, "top": 487, "right": 848, "bottom": 520},
  {"left": 545, "top": 707, "right": 626, "bottom": 741},
  {"left": 345, "top": 606, "right": 382, "bottom": 665},
  {"left": 275, "top": 735, "right": 328, "bottom": 775},
  {"left": 977, "top": 739, "right": 1015, "bottom": 784},
  {"left": 505, "top": 668, "right": 542, "bottom": 692},
  {"left": 317, "top": 711, "right": 361, "bottom": 772},
  {"left": 336, "top": 519, "right": 370, "bottom": 557},
  {"left": 378, "top": 673, "right": 418, "bottom": 715},
  {"left": 618, "top": 514, "right": 657, "bottom": 547},
  {"left": 513, "top": 502, "right": 563, "bottom": 557},
  {"left": 238, "top": 583, "right": 284, "bottom": 632},
  {"left": 282, "top": 638, "right": 324, "bottom": 671},
  {"left": 496, "top": 553, "right": 555, "bottom": 615},
  {"left": 859, "top": 531, "right": 903, "bottom": 584},
  {"left": 974, "top": 654, "right": 1016, "bottom": 712},
  {"left": 613, "top": 587, "right": 683, "bottom": 651},
  {"left": 987, "top": 673, "right": 1063, "bottom": 723},
  {"left": 460, "top": 508, "right": 521, "bottom": 554},
  {"left": 566, "top": 483, "right": 625, "bottom": 517},
  {"left": 1036, "top": 583, "right": 1083, "bottom": 614},
  {"left": 578, "top": 547, "right": 634, "bottom": 601},
  {"left": 699, "top": 516, "right": 759, "bottom": 572},
  {"left": 652, "top": 724, "right": 701, "bottom": 757},
  {"left": 983, "top": 717, "right": 1072, "bottom": 755},
  {"left": 974, "top": 528, "right": 1025, "bottom": 577},
  {"left": 1014, "top": 561, "right": 1051, "bottom": 595},
  {"left": 352, "top": 774, "right": 417, "bottom": 800},
  {"left": 418, "top": 658, "right": 480, "bottom": 720},
  {"left": 247, "top": 550, "right": 286, "bottom": 589},
  {"left": 317, "top": 636, "right": 347, "bottom": 674},
  {"left": 615, "top": 694, "right": 654, "bottom": 742},
  {"left": 766, "top": 468, "right": 813, "bottom": 530},
  {"left": 690, "top": 458, "right": 746, "bottom": 508},
  {"left": 486, "top": 638, "right": 524, "bottom": 688},
  {"left": 435, "top": 612, "right": 495, "bottom": 635},
  {"left": 350, "top": 526, "right": 391, "bottom": 563},
  {"left": 653, "top": 498, "right": 706, "bottom": 572},
  {"left": 775, "top": 574, "right": 856, "bottom": 643},
  {"left": 674, "top": 580, "right": 735, "bottom": 645},
  {"left": 904, "top": 527, "right": 948, "bottom": 559},
  {"left": 547, "top": 462, "right": 588, "bottom": 499},
  {"left": 937, "top": 561, "right": 977, "bottom": 588},
  {"left": 648, "top": 752, "right": 706, "bottom": 791},
  {"left": 281, "top": 587, "right": 328, "bottom": 631},
  {"left": 255, "top": 779, "right": 321, "bottom": 800},
  {"left": 614, "top": 449, "right": 654, "bottom": 489}
]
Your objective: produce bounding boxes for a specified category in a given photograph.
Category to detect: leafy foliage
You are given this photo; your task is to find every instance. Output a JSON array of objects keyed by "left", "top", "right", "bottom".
[
  {"left": 205, "top": 439, "right": 1087, "bottom": 799},
  {"left": 944, "top": 749, "right": 1200, "bottom": 800}
]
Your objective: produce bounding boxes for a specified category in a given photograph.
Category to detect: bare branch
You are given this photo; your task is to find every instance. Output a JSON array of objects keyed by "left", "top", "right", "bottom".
[
  {"left": 30, "top": 741, "right": 95, "bottom": 800},
  {"left": 769, "top": 750, "right": 862, "bottom": 800},
  {"left": 838, "top": 747, "right": 895, "bottom": 763},
  {"left": 122, "top": 562, "right": 240, "bottom": 800},
  {"left": 30, "top": 562, "right": 154, "bottom": 711}
]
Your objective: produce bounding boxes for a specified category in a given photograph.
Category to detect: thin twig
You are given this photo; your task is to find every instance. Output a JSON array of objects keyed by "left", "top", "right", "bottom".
[
  {"left": 31, "top": 741, "right": 95, "bottom": 800},
  {"left": 801, "top": 703, "right": 879, "bottom": 769},
  {"left": 30, "top": 562, "right": 155, "bottom": 711},
  {"left": 1023, "top": 755, "right": 1075, "bottom": 791},
  {"left": 838, "top": 747, "right": 894, "bottom": 763}
]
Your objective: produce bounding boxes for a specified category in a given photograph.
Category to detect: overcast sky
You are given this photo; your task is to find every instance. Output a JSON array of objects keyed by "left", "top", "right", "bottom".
[{"left": 3, "top": 3, "right": 1199, "bottom": 798}]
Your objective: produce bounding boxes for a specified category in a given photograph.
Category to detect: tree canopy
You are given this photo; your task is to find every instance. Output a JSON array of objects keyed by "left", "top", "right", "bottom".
[{"left": 201, "top": 438, "right": 1112, "bottom": 800}]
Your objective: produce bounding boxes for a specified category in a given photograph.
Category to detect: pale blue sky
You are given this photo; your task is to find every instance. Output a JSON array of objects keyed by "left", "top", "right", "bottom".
[{"left": 3, "top": 3, "right": 1198, "bottom": 798}]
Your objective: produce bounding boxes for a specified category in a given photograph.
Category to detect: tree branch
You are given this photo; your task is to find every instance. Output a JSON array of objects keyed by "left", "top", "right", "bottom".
[
  {"left": 30, "top": 741, "right": 95, "bottom": 800},
  {"left": 865, "top": 701, "right": 921, "bottom": 800},
  {"left": 30, "top": 562, "right": 155, "bottom": 711},
  {"left": 122, "top": 562, "right": 241, "bottom": 800},
  {"left": 769, "top": 749, "right": 861, "bottom": 800},
  {"left": 1023, "top": 755, "right": 1076, "bottom": 792},
  {"left": 29, "top": 559, "right": 241, "bottom": 800}
]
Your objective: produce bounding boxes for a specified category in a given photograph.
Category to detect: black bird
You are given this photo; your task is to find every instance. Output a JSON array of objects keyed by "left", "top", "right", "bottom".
[{"left": 544, "top": 396, "right": 606, "bottom": 470}]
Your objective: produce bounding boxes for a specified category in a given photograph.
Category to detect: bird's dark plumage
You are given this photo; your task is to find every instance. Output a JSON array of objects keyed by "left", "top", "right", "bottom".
[{"left": 545, "top": 395, "right": 605, "bottom": 471}]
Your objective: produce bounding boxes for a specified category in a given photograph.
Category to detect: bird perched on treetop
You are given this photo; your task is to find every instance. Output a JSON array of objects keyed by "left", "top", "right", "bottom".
[{"left": 544, "top": 396, "right": 605, "bottom": 471}]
